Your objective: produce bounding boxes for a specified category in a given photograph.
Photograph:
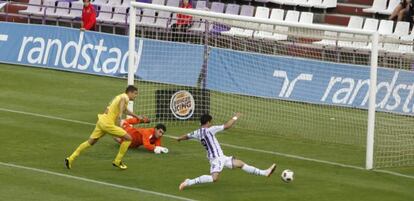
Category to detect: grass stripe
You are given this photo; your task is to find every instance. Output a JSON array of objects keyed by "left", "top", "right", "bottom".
[{"left": 1, "top": 107, "right": 414, "bottom": 180}]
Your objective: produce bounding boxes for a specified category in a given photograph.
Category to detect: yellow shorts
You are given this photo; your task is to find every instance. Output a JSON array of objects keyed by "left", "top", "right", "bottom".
[{"left": 89, "top": 119, "right": 127, "bottom": 139}]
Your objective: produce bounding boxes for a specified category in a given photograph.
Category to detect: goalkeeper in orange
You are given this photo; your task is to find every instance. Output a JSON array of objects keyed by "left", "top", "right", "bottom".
[
  {"left": 114, "top": 117, "right": 168, "bottom": 154},
  {"left": 65, "top": 85, "right": 143, "bottom": 170}
]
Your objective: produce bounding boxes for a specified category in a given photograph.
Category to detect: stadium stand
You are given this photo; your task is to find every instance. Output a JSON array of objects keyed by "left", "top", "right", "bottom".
[{"left": 1, "top": 0, "right": 414, "bottom": 54}]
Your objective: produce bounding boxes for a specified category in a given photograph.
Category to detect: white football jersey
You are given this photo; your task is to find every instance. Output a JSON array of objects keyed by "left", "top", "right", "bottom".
[{"left": 187, "top": 125, "right": 225, "bottom": 160}]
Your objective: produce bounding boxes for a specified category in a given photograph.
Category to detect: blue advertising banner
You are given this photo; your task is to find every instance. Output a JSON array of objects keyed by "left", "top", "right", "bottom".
[
  {"left": 0, "top": 22, "right": 204, "bottom": 87},
  {"left": 207, "top": 48, "right": 414, "bottom": 115},
  {"left": 2, "top": 22, "right": 414, "bottom": 116}
]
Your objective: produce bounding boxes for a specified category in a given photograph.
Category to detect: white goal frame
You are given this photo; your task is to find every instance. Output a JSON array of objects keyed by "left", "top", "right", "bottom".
[{"left": 128, "top": 1, "right": 379, "bottom": 170}]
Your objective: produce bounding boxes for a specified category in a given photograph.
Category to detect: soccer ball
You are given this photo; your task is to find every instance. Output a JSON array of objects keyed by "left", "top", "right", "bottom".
[{"left": 281, "top": 169, "right": 294, "bottom": 183}]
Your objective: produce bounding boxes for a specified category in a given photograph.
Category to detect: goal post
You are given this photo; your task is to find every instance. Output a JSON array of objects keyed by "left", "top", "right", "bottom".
[
  {"left": 127, "top": 0, "right": 137, "bottom": 113},
  {"left": 366, "top": 31, "right": 379, "bottom": 170},
  {"left": 128, "top": 2, "right": 382, "bottom": 169}
]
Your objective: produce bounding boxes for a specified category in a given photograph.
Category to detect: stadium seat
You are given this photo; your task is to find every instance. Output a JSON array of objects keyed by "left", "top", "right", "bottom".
[
  {"left": 136, "top": 0, "right": 164, "bottom": 26},
  {"left": 378, "top": 20, "right": 394, "bottom": 35},
  {"left": 207, "top": 2, "right": 225, "bottom": 31},
  {"left": 314, "top": 16, "right": 363, "bottom": 47},
  {"left": 397, "top": 36, "right": 414, "bottom": 53},
  {"left": 274, "top": 10, "right": 300, "bottom": 40},
  {"left": 96, "top": 5, "right": 113, "bottom": 22},
  {"left": 313, "top": 31, "right": 338, "bottom": 46},
  {"left": 313, "top": 0, "right": 337, "bottom": 9},
  {"left": 299, "top": 0, "right": 322, "bottom": 8},
  {"left": 211, "top": 2, "right": 225, "bottom": 13},
  {"left": 221, "top": 5, "right": 254, "bottom": 36},
  {"left": 189, "top": 2, "right": 224, "bottom": 32},
  {"left": 257, "top": 10, "right": 301, "bottom": 41},
  {"left": 347, "top": 16, "right": 364, "bottom": 29},
  {"left": 40, "top": 0, "right": 57, "bottom": 17},
  {"left": 150, "top": 0, "right": 179, "bottom": 28},
  {"left": 363, "top": 0, "right": 387, "bottom": 13},
  {"left": 379, "top": 21, "right": 410, "bottom": 52},
  {"left": 378, "top": 0, "right": 400, "bottom": 15},
  {"left": 337, "top": 16, "right": 365, "bottom": 48},
  {"left": 47, "top": 1, "right": 70, "bottom": 18},
  {"left": 360, "top": 20, "right": 393, "bottom": 49},
  {"left": 254, "top": 8, "right": 283, "bottom": 40},
  {"left": 234, "top": 6, "right": 269, "bottom": 38},
  {"left": 225, "top": 4, "right": 240, "bottom": 15},
  {"left": 138, "top": 8, "right": 156, "bottom": 25},
  {"left": 19, "top": 0, "right": 43, "bottom": 16},
  {"left": 269, "top": 0, "right": 286, "bottom": 6},
  {"left": 393, "top": 21, "right": 410, "bottom": 37},
  {"left": 158, "top": 0, "right": 179, "bottom": 27},
  {"left": 93, "top": 0, "right": 108, "bottom": 6},
  {"left": 152, "top": 10, "right": 170, "bottom": 28},
  {"left": 66, "top": 2, "right": 83, "bottom": 19},
  {"left": 253, "top": 6, "right": 270, "bottom": 19},
  {"left": 363, "top": 18, "right": 380, "bottom": 31},
  {"left": 285, "top": 10, "right": 300, "bottom": 22},
  {"left": 255, "top": 0, "right": 270, "bottom": 5},
  {"left": 108, "top": 0, "right": 123, "bottom": 6},
  {"left": 284, "top": 0, "right": 307, "bottom": 7},
  {"left": 106, "top": 6, "right": 128, "bottom": 24},
  {"left": 253, "top": 7, "right": 272, "bottom": 39},
  {"left": 126, "top": 8, "right": 141, "bottom": 24},
  {"left": 120, "top": 0, "right": 131, "bottom": 8},
  {"left": 166, "top": 0, "right": 180, "bottom": 7},
  {"left": 299, "top": 12, "right": 313, "bottom": 24},
  {"left": 152, "top": 0, "right": 166, "bottom": 5},
  {"left": 350, "top": 18, "right": 379, "bottom": 48}
]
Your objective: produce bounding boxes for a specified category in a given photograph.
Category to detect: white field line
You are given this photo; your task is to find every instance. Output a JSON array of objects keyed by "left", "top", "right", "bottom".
[
  {"left": 0, "top": 162, "right": 197, "bottom": 201},
  {"left": 1, "top": 107, "right": 414, "bottom": 180}
]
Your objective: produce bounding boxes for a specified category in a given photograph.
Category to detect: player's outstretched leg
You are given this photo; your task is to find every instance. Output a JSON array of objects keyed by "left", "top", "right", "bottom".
[
  {"left": 112, "top": 134, "right": 132, "bottom": 170},
  {"left": 233, "top": 159, "right": 276, "bottom": 177},
  {"left": 179, "top": 173, "right": 218, "bottom": 191},
  {"left": 65, "top": 138, "right": 97, "bottom": 169}
]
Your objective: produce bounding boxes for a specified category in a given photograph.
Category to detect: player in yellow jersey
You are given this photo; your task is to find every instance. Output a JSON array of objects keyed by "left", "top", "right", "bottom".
[{"left": 65, "top": 85, "right": 143, "bottom": 170}]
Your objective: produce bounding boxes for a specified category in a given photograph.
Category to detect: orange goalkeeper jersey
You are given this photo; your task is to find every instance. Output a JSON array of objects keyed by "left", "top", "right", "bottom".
[{"left": 121, "top": 118, "right": 161, "bottom": 151}]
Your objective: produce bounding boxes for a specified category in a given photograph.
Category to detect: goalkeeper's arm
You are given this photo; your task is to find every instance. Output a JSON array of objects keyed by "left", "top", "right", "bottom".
[{"left": 223, "top": 113, "right": 241, "bottom": 130}]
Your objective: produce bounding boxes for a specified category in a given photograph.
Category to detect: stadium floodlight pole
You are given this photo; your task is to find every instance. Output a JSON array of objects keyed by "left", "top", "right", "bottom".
[
  {"left": 366, "top": 32, "right": 379, "bottom": 170},
  {"left": 127, "top": 0, "right": 136, "bottom": 113},
  {"left": 129, "top": 1, "right": 379, "bottom": 169}
]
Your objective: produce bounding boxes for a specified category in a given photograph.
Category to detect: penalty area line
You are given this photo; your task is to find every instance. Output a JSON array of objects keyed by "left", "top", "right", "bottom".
[
  {"left": 0, "top": 162, "right": 197, "bottom": 201},
  {"left": 1, "top": 107, "right": 414, "bottom": 180}
]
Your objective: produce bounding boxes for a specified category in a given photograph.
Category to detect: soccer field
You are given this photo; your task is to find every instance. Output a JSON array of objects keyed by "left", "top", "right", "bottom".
[{"left": 0, "top": 63, "right": 413, "bottom": 201}]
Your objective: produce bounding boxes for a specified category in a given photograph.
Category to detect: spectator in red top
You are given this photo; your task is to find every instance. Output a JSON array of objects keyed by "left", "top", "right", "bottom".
[
  {"left": 81, "top": 0, "right": 96, "bottom": 31},
  {"left": 171, "top": 0, "right": 193, "bottom": 42}
]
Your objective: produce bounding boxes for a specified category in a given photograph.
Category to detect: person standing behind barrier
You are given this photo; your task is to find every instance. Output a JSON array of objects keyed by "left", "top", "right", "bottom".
[
  {"left": 389, "top": 0, "right": 414, "bottom": 25},
  {"left": 81, "top": 0, "right": 96, "bottom": 31},
  {"left": 171, "top": 0, "right": 193, "bottom": 42}
]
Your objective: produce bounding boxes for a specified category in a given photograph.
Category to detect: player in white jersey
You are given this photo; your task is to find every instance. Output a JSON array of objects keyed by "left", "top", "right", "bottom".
[{"left": 177, "top": 113, "right": 276, "bottom": 190}]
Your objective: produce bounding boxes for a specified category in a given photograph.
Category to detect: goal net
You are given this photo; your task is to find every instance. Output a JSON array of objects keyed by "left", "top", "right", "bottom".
[{"left": 128, "top": 2, "right": 414, "bottom": 169}]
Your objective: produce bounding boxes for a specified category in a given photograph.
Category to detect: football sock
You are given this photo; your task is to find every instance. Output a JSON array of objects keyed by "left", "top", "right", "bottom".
[
  {"left": 114, "top": 140, "right": 131, "bottom": 164},
  {"left": 187, "top": 175, "right": 214, "bottom": 186},
  {"left": 241, "top": 164, "right": 267, "bottom": 176},
  {"left": 68, "top": 141, "right": 92, "bottom": 161}
]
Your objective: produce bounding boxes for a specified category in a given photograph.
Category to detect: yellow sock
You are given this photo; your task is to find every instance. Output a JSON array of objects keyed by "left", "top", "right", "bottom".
[
  {"left": 114, "top": 141, "right": 131, "bottom": 164},
  {"left": 69, "top": 141, "right": 91, "bottom": 161}
]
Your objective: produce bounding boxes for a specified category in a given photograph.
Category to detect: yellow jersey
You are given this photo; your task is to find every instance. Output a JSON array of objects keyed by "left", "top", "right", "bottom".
[{"left": 99, "top": 93, "right": 129, "bottom": 125}]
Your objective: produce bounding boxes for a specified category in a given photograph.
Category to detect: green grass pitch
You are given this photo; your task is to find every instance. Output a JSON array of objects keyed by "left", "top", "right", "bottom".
[{"left": 0, "top": 63, "right": 413, "bottom": 201}]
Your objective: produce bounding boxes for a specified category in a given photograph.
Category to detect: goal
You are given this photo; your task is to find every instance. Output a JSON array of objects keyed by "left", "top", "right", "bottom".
[{"left": 127, "top": 1, "right": 414, "bottom": 169}]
